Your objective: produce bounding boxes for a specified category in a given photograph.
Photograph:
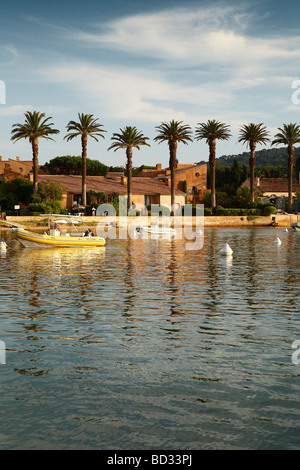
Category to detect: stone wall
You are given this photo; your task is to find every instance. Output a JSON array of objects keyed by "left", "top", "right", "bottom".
[{"left": 6, "top": 213, "right": 299, "bottom": 228}]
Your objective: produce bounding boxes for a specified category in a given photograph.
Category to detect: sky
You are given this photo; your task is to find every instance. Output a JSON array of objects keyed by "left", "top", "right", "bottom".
[{"left": 1, "top": 0, "right": 300, "bottom": 169}]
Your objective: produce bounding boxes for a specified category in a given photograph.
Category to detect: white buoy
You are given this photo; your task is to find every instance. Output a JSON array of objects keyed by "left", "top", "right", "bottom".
[
  {"left": 220, "top": 243, "right": 233, "bottom": 256},
  {"left": 284, "top": 228, "right": 288, "bottom": 232},
  {"left": 275, "top": 237, "right": 282, "bottom": 245},
  {"left": 130, "top": 229, "right": 139, "bottom": 239},
  {"left": 0, "top": 241, "right": 7, "bottom": 251}
]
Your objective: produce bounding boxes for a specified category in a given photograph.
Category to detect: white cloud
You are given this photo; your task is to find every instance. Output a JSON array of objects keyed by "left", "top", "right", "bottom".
[
  {"left": 0, "top": 44, "right": 18, "bottom": 67},
  {"left": 40, "top": 62, "right": 233, "bottom": 123},
  {"left": 0, "top": 105, "right": 33, "bottom": 117},
  {"left": 3, "top": 2, "right": 300, "bottom": 163},
  {"left": 68, "top": 5, "right": 300, "bottom": 74},
  {"left": 0, "top": 104, "right": 66, "bottom": 117}
]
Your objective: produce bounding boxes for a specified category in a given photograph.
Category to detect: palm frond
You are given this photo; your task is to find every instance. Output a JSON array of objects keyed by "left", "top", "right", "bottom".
[
  {"left": 11, "top": 110, "right": 60, "bottom": 143},
  {"left": 64, "top": 113, "right": 106, "bottom": 140},
  {"left": 195, "top": 119, "right": 231, "bottom": 143},
  {"left": 108, "top": 126, "right": 150, "bottom": 152},
  {"left": 154, "top": 120, "right": 193, "bottom": 145},
  {"left": 238, "top": 123, "right": 270, "bottom": 146},
  {"left": 272, "top": 123, "right": 300, "bottom": 146}
]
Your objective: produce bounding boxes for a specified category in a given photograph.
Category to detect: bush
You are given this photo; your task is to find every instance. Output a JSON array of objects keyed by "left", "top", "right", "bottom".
[
  {"left": 263, "top": 205, "right": 277, "bottom": 216},
  {"left": 33, "top": 180, "right": 65, "bottom": 203},
  {"left": 27, "top": 201, "right": 64, "bottom": 214},
  {"left": 20, "top": 210, "right": 41, "bottom": 216},
  {"left": 214, "top": 208, "right": 262, "bottom": 216},
  {"left": 215, "top": 206, "right": 225, "bottom": 216},
  {"left": 201, "top": 204, "right": 276, "bottom": 217}
]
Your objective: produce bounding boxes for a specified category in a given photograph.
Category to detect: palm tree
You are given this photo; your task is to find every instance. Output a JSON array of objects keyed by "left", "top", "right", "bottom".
[
  {"left": 272, "top": 123, "right": 300, "bottom": 212},
  {"left": 11, "top": 111, "right": 59, "bottom": 193},
  {"left": 154, "top": 120, "right": 193, "bottom": 210},
  {"left": 195, "top": 119, "right": 231, "bottom": 209},
  {"left": 108, "top": 126, "right": 150, "bottom": 209},
  {"left": 238, "top": 123, "right": 270, "bottom": 203},
  {"left": 64, "top": 113, "right": 106, "bottom": 206}
]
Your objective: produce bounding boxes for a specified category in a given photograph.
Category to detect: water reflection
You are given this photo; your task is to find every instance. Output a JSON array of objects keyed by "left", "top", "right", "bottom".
[
  {"left": 122, "top": 238, "right": 136, "bottom": 318},
  {"left": 1, "top": 228, "right": 300, "bottom": 450}
]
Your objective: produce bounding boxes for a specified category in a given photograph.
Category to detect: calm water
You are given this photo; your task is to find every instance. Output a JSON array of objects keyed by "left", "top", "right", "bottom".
[{"left": 0, "top": 227, "right": 299, "bottom": 450}]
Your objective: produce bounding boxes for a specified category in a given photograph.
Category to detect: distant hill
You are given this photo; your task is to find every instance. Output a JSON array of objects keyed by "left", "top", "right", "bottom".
[{"left": 197, "top": 146, "right": 300, "bottom": 168}]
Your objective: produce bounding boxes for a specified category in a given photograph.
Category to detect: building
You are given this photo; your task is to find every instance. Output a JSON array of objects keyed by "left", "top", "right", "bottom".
[
  {"left": 137, "top": 163, "right": 207, "bottom": 203},
  {"left": 0, "top": 157, "right": 33, "bottom": 182},
  {"left": 0, "top": 157, "right": 205, "bottom": 210},
  {"left": 241, "top": 177, "right": 300, "bottom": 210},
  {"left": 36, "top": 174, "right": 186, "bottom": 211}
]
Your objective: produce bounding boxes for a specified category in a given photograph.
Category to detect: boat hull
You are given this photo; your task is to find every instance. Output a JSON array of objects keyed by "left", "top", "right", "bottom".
[
  {"left": 291, "top": 222, "right": 300, "bottom": 232},
  {"left": 136, "top": 225, "right": 176, "bottom": 236},
  {"left": 11, "top": 228, "right": 106, "bottom": 248}
]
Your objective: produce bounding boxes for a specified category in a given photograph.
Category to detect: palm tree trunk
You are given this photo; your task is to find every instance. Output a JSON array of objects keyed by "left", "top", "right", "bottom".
[
  {"left": 31, "top": 138, "right": 39, "bottom": 193},
  {"left": 81, "top": 134, "right": 87, "bottom": 206},
  {"left": 288, "top": 144, "right": 294, "bottom": 212},
  {"left": 209, "top": 139, "right": 216, "bottom": 209},
  {"left": 249, "top": 142, "right": 256, "bottom": 203},
  {"left": 126, "top": 146, "right": 133, "bottom": 210},
  {"left": 169, "top": 140, "right": 177, "bottom": 213}
]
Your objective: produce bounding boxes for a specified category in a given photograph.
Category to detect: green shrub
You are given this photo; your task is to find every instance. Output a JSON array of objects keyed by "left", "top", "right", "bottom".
[
  {"left": 214, "top": 208, "right": 262, "bottom": 216},
  {"left": 27, "top": 201, "right": 63, "bottom": 214},
  {"left": 20, "top": 210, "right": 41, "bottom": 216},
  {"left": 215, "top": 206, "right": 225, "bottom": 216},
  {"left": 263, "top": 205, "right": 277, "bottom": 216}
]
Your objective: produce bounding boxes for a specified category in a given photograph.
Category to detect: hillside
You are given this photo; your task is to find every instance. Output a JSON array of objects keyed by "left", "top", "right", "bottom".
[{"left": 197, "top": 146, "right": 300, "bottom": 168}]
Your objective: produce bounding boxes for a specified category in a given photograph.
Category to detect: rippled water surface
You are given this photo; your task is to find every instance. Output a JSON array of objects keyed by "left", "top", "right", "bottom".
[{"left": 0, "top": 227, "right": 299, "bottom": 449}]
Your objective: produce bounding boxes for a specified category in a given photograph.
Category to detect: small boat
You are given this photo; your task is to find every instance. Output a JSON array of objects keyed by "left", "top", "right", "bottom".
[
  {"left": 135, "top": 224, "right": 176, "bottom": 236},
  {"left": 10, "top": 214, "right": 105, "bottom": 248},
  {"left": 291, "top": 222, "right": 300, "bottom": 231}
]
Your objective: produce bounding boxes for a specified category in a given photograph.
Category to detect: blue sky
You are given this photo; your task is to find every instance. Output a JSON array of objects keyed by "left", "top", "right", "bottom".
[{"left": 1, "top": 0, "right": 300, "bottom": 168}]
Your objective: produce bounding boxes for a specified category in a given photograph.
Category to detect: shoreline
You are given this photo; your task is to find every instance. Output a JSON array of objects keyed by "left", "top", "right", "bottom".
[{"left": 1, "top": 214, "right": 298, "bottom": 231}]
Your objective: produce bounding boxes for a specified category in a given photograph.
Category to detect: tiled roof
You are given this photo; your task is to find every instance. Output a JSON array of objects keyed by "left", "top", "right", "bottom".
[
  {"left": 37, "top": 175, "right": 185, "bottom": 195},
  {"left": 242, "top": 178, "right": 300, "bottom": 193}
]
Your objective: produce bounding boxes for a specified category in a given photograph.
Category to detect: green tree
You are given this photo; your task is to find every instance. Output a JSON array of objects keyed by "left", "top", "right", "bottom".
[
  {"left": 64, "top": 114, "right": 106, "bottom": 206},
  {"left": 33, "top": 180, "right": 66, "bottom": 203},
  {"left": 238, "top": 123, "right": 270, "bottom": 203},
  {"left": 42, "top": 155, "right": 108, "bottom": 176},
  {"left": 108, "top": 126, "right": 150, "bottom": 209},
  {"left": 27, "top": 180, "right": 66, "bottom": 214},
  {"left": 11, "top": 111, "right": 60, "bottom": 193},
  {"left": 42, "top": 156, "right": 82, "bottom": 175},
  {"left": 0, "top": 177, "right": 34, "bottom": 210},
  {"left": 231, "top": 157, "right": 241, "bottom": 190},
  {"left": 12, "top": 178, "right": 34, "bottom": 205},
  {"left": 195, "top": 119, "right": 231, "bottom": 209},
  {"left": 235, "top": 186, "right": 251, "bottom": 208},
  {"left": 154, "top": 120, "right": 193, "bottom": 210},
  {"left": 272, "top": 123, "right": 300, "bottom": 212}
]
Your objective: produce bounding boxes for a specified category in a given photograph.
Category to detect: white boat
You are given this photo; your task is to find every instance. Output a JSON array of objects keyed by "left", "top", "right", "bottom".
[
  {"left": 291, "top": 222, "right": 300, "bottom": 231},
  {"left": 135, "top": 224, "right": 176, "bottom": 236},
  {"left": 10, "top": 214, "right": 106, "bottom": 248}
]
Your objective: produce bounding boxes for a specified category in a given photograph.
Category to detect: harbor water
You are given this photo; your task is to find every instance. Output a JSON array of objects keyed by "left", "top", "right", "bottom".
[{"left": 0, "top": 227, "right": 299, "bottom": 449}]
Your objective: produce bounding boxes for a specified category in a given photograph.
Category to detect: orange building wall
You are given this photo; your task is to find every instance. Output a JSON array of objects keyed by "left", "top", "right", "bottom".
[{"left": 175, "top": 164, "right": 207, "bottom": 203}]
